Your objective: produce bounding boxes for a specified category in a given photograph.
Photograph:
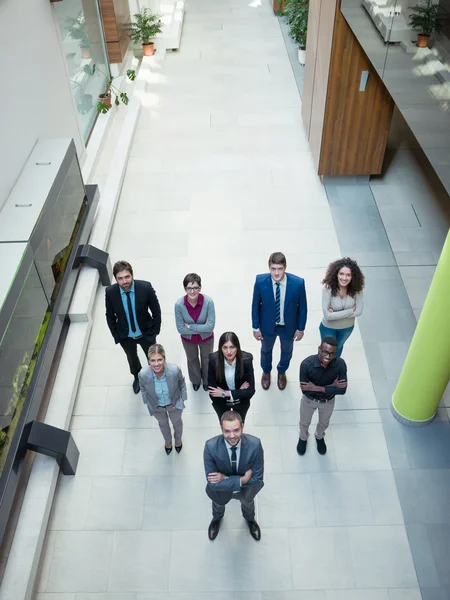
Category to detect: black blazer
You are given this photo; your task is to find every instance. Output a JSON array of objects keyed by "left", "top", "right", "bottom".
[
  {"left": 105, "top": 279, "right": 162, "bottom": 344},
  {"left": 208, "top": 351, "right": 255, "bottom": 404}
]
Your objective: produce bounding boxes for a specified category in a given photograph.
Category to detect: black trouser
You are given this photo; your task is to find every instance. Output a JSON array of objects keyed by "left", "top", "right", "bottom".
[
  {"left": 212, "top": 400, "right": 250, "bottom": 424},
  {"left": 119, "top": 336, "right": 154, "bottom": 376}
]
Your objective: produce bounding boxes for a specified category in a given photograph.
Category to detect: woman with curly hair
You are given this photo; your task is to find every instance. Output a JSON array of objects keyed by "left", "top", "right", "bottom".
[{"left": 320, "top": 258, "right": 365, "bottom": 356}]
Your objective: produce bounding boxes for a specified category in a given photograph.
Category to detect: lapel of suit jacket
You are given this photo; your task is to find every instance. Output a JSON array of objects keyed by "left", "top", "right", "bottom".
[
  {"left": 284, "top": 273, "right": 292, "bottom": 312},
  {"left": 263, "top": 275, "right": 275, "bottom": 310},
  {"left": 133, "top": 280, "right": 142, "bottom": 315},
  {"left": 238, "top": 434, "right": 248, "bottom": 471},
  {"left": 113, "top": 285, "right": 127, "bottom": 320},
  {"left": 165, "top": 364, "right": 177, "bottom": 397},
  {"left": 219, "top": 436, "right": 231, "bottom": 469}
]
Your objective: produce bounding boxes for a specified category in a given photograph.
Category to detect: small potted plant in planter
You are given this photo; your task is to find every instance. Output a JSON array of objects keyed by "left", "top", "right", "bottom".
[
  {"left": 84, "top": 64, "right": 136, "bottom": 113},
  {"left": 409, "top": 0, "right": 442, "bottom": 48},
  {"left": 126, "top": 7, "right": 163, "bottom": 56},
  {"left": 66, "top": 10, "right": 91, "bottom": 59},
  {"left": 283, "top": 0, "right": 309, "bottom": 65}
]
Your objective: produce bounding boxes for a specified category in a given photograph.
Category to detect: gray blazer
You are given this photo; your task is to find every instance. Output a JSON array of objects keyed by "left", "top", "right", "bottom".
[
  {"left": 174, "top": 295, "right": 215, "bottom": 341},
  {"left": 203, "top": 433, "right": 264, "bottom": 497},
  {"left": 139, "top": 363, "right": 187, "bottom": 416}
]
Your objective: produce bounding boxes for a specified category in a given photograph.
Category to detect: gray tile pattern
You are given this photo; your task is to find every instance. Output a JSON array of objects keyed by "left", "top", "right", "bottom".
[{"left": 324, "top": 118, "right": 450, "bottom": 600}]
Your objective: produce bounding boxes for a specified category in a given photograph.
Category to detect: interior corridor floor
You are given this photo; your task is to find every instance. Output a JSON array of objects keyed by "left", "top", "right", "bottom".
[{"left": 34, "top": 0, "right": 426, "bottom": 598}]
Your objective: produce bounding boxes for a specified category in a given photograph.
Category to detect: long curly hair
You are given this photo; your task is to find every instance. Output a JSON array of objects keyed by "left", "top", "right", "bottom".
[{"left": 322, "top": 258, "right": 365, "bottom": 297}]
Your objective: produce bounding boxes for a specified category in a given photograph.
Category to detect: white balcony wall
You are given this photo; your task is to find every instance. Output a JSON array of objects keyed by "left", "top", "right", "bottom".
[{"left": 0, "top": 0, "right": 84, "bottom": 211}]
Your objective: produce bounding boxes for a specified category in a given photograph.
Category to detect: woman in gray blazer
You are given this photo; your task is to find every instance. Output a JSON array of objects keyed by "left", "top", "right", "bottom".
[
  {"left": 174, "top": 273, "right": 215, "bottom": 392},
  {"left": 139, "top": 344, "right": 187, "bottom": 455}
]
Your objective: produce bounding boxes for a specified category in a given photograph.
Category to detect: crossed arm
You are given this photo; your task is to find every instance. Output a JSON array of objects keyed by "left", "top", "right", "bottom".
[{"left": 203, "top": 441, "right": 264, "bottom": 493}]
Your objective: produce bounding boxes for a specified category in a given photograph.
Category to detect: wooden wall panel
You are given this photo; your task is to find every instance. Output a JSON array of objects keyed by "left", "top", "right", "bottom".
[
  {"left": 301, "top": 0, "right": 321, "bottom": 137},
  {"left": 318, "top": 8, "right": 394, "bottom": 175},
  {"left": 309, "top": 0, "right": 338, "bottom": 169},
  {"left": 99, "top": 0, "right": 130, "bottom": 64}
]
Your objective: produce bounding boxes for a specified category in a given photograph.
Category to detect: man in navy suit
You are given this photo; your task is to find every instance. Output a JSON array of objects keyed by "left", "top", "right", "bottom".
[
  {"left": 105, "top": 260, "right": 161, "bottom": 394},
  {"left": 252, "top": 252, "right": 307, "bottom": 391},
  {"left": 204, "top": 411, "right": 264, "bottom": 541}
]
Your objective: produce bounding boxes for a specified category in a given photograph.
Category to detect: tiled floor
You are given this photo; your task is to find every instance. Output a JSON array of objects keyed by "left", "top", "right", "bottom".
[
  {"left": 322, "top": 108, "right": 450, "bottom": 600},
  {"left": 33, "top": 0, "right": 429, "bottom": 598}
]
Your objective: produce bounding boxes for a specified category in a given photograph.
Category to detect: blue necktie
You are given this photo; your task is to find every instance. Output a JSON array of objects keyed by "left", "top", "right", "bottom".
[{"left": 275, "top": 282, "right": 281, "bottom": 324}]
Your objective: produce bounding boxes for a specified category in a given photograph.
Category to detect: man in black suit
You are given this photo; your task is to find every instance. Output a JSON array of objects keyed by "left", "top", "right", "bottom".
[
  {"left": 203, "top": 410, "right": 264, "bottom": 541},
  {"left": 105, "top": 260, "right": 161, "bottom": 394}
]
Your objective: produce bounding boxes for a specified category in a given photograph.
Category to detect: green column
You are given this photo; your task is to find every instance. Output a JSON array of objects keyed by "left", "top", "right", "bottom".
[{"left": 391, "top": 231, "right": 450, "bottom": 425}]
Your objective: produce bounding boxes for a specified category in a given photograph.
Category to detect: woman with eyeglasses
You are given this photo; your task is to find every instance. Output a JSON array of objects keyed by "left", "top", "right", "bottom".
[
  {"left": 175, "top": 273, "right": 215, "bottom": 392},
  {"left": 208, "top": 331, "right": 255, "bottom": 423},
  {"left": 320, "top": 257, "right": 365, "bottom": 357},
  {"left": 139, "top": 344, "right": 186, "bottom": 454}
]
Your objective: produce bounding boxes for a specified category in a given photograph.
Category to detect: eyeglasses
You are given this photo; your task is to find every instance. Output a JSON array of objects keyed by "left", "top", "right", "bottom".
[
  {"left": 320, "top": 350, "right": 336, "bottom": 358},
  {"left": 186, "top": 287, "right": 200, "bottom": 292}
]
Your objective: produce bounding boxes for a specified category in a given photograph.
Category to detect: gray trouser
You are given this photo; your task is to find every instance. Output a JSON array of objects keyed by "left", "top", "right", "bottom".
[
  {"left": 181, "top": 338, "right": 214, "bottom": 385},
  {"left": 299, "top": 394, "right": 335, "bottom": 441},
  {"left": 153, "top": 404, "right": 183, "bottom": 445},
  {"left": 206, "top": 483, "right": 263, "bottom": 521}
]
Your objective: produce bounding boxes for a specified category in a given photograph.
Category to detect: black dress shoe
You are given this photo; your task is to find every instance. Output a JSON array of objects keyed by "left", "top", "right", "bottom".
[
  {"left": 316, "top": 437, "right": 327, "bottom": 455},
  {"left": 193, "top": 383, "right": 200, "bottom": 391},
  {"left": 208, "top": 519, "right": 221, "bottom": 540},
  {"left": 203, "top": 384, "right": 208, "bottom": 391},
  {"left": 165, "top": 446, "right": 173, "bottom": 455},
  {"left": 247, "top": 520, "right": 261, "bottom": 541},
  {"left": 175, "top": 443, "right": 182, "bottom": 454},
  {"left": 133, "top": 377, "right": 140, "bottom": 394},
  {"left": 297, "top": 438, "right": 307, "bottom": 455}
]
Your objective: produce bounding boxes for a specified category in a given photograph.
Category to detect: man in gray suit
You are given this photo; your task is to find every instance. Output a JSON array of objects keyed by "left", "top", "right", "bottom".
[{"left": 203, "top": 411, "right": 264, "bottom": 541}]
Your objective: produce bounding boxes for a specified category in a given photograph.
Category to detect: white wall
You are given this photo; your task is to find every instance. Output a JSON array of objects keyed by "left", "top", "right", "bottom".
[{"left": 0, "top": 0, "right": 84, "bottom": 211}]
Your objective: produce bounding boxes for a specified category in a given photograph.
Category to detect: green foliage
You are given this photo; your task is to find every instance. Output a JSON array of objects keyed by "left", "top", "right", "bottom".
[
  {"left": 126, "top": 8, "right": 163, "bottom": 45},
  {"left": 282, "top": 0, "right": 309, "bottom": 48},
  {"left": 409, "top": 0, "right": 442, "bottom": 36},
  {"left": 65, "top": 10, "right": 90, "bottom": 49},
  {"left": 84, "top": 64, "right": 136, "bottom": 113}
]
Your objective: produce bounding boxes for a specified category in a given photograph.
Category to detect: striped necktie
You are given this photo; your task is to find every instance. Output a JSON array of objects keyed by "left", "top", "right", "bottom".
[
  {"left": 275, "top": 282, "right": 281, "bottom": 324},
  {"left": 231, "top": 446, "right": 237, "bottom": 474}
]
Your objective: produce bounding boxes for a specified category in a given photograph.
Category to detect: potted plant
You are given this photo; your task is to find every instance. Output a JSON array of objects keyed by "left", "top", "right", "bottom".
[
  {"left": 84, "top": 64, "right": 136, "bottom": 113},
  {"left": 283, "top": 0, "right": 309, "bottom": 65},
  {"left": 409, "top": 0, "right": 442, "bottom": 48},
  {"left": 273, "top": 0, "right": 286, "bottom": 16},
  {"left": 126, "top": 7, "right": 163, "bottom": 56},
  {"left": 66, "top": 10, "right": 91, "bottom": 59}
]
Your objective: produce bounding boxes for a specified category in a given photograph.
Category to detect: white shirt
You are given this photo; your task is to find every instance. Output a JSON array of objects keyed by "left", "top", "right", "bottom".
[
  {"left": 272, "top": 275, "right": 287, "bottom": 326},
  {"left": 224, "top": 358, "right": 236, "bottom": 399},
  {"left": 225, "top": 439, "right": 241, "bottom": 474}
]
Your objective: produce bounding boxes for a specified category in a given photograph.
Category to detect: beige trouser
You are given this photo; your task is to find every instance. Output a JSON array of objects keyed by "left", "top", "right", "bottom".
[
  {"left": 181, "top": 337, "right": 214, "bottom": 385},
  {"left": 153, "top": 404, "right": 183, "bottom": 445},
  {"left": 299, "top": 394, "right": 335, "bottom": 441}
]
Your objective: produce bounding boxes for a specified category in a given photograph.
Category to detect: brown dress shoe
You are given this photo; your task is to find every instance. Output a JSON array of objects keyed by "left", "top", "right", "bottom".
[
  {"left": 277, "top": 373, "right": 287, "bottom": 390},
  {"left": 261, "top": 372, "right": 271, "bottom": 390}
]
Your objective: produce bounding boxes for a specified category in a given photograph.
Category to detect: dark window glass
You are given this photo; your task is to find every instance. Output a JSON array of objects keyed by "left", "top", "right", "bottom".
[
  {"left": 33, "top": 156, "right": 86, "bottom": 306},
  {"left": 0, "top": 263, "right": 50, "bottom": 474}
]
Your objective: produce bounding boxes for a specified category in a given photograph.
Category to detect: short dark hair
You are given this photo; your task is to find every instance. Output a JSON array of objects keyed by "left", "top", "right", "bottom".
[
  {"left": 321, "top": 336, "right": 338, "bottom": 348},
  {"left": 268, "top": 252, "right": 286, "bottom": 267},
  {"left": 113, "top": 260, "right": 133, "bottom": 278},
  {"left": 220, "top": 410, "right": 243, "bottom": 426},
  {"left": 183, "top": 273, "right": 202, "bottom": 288}
]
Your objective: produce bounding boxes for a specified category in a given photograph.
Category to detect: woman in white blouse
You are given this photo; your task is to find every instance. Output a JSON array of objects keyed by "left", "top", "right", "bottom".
[
  {"left": 207, "top": 332, "right": 255, "bottom": 423},
  {"left": 320, "top": 258, "right": 365, "bottom": 357}
]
